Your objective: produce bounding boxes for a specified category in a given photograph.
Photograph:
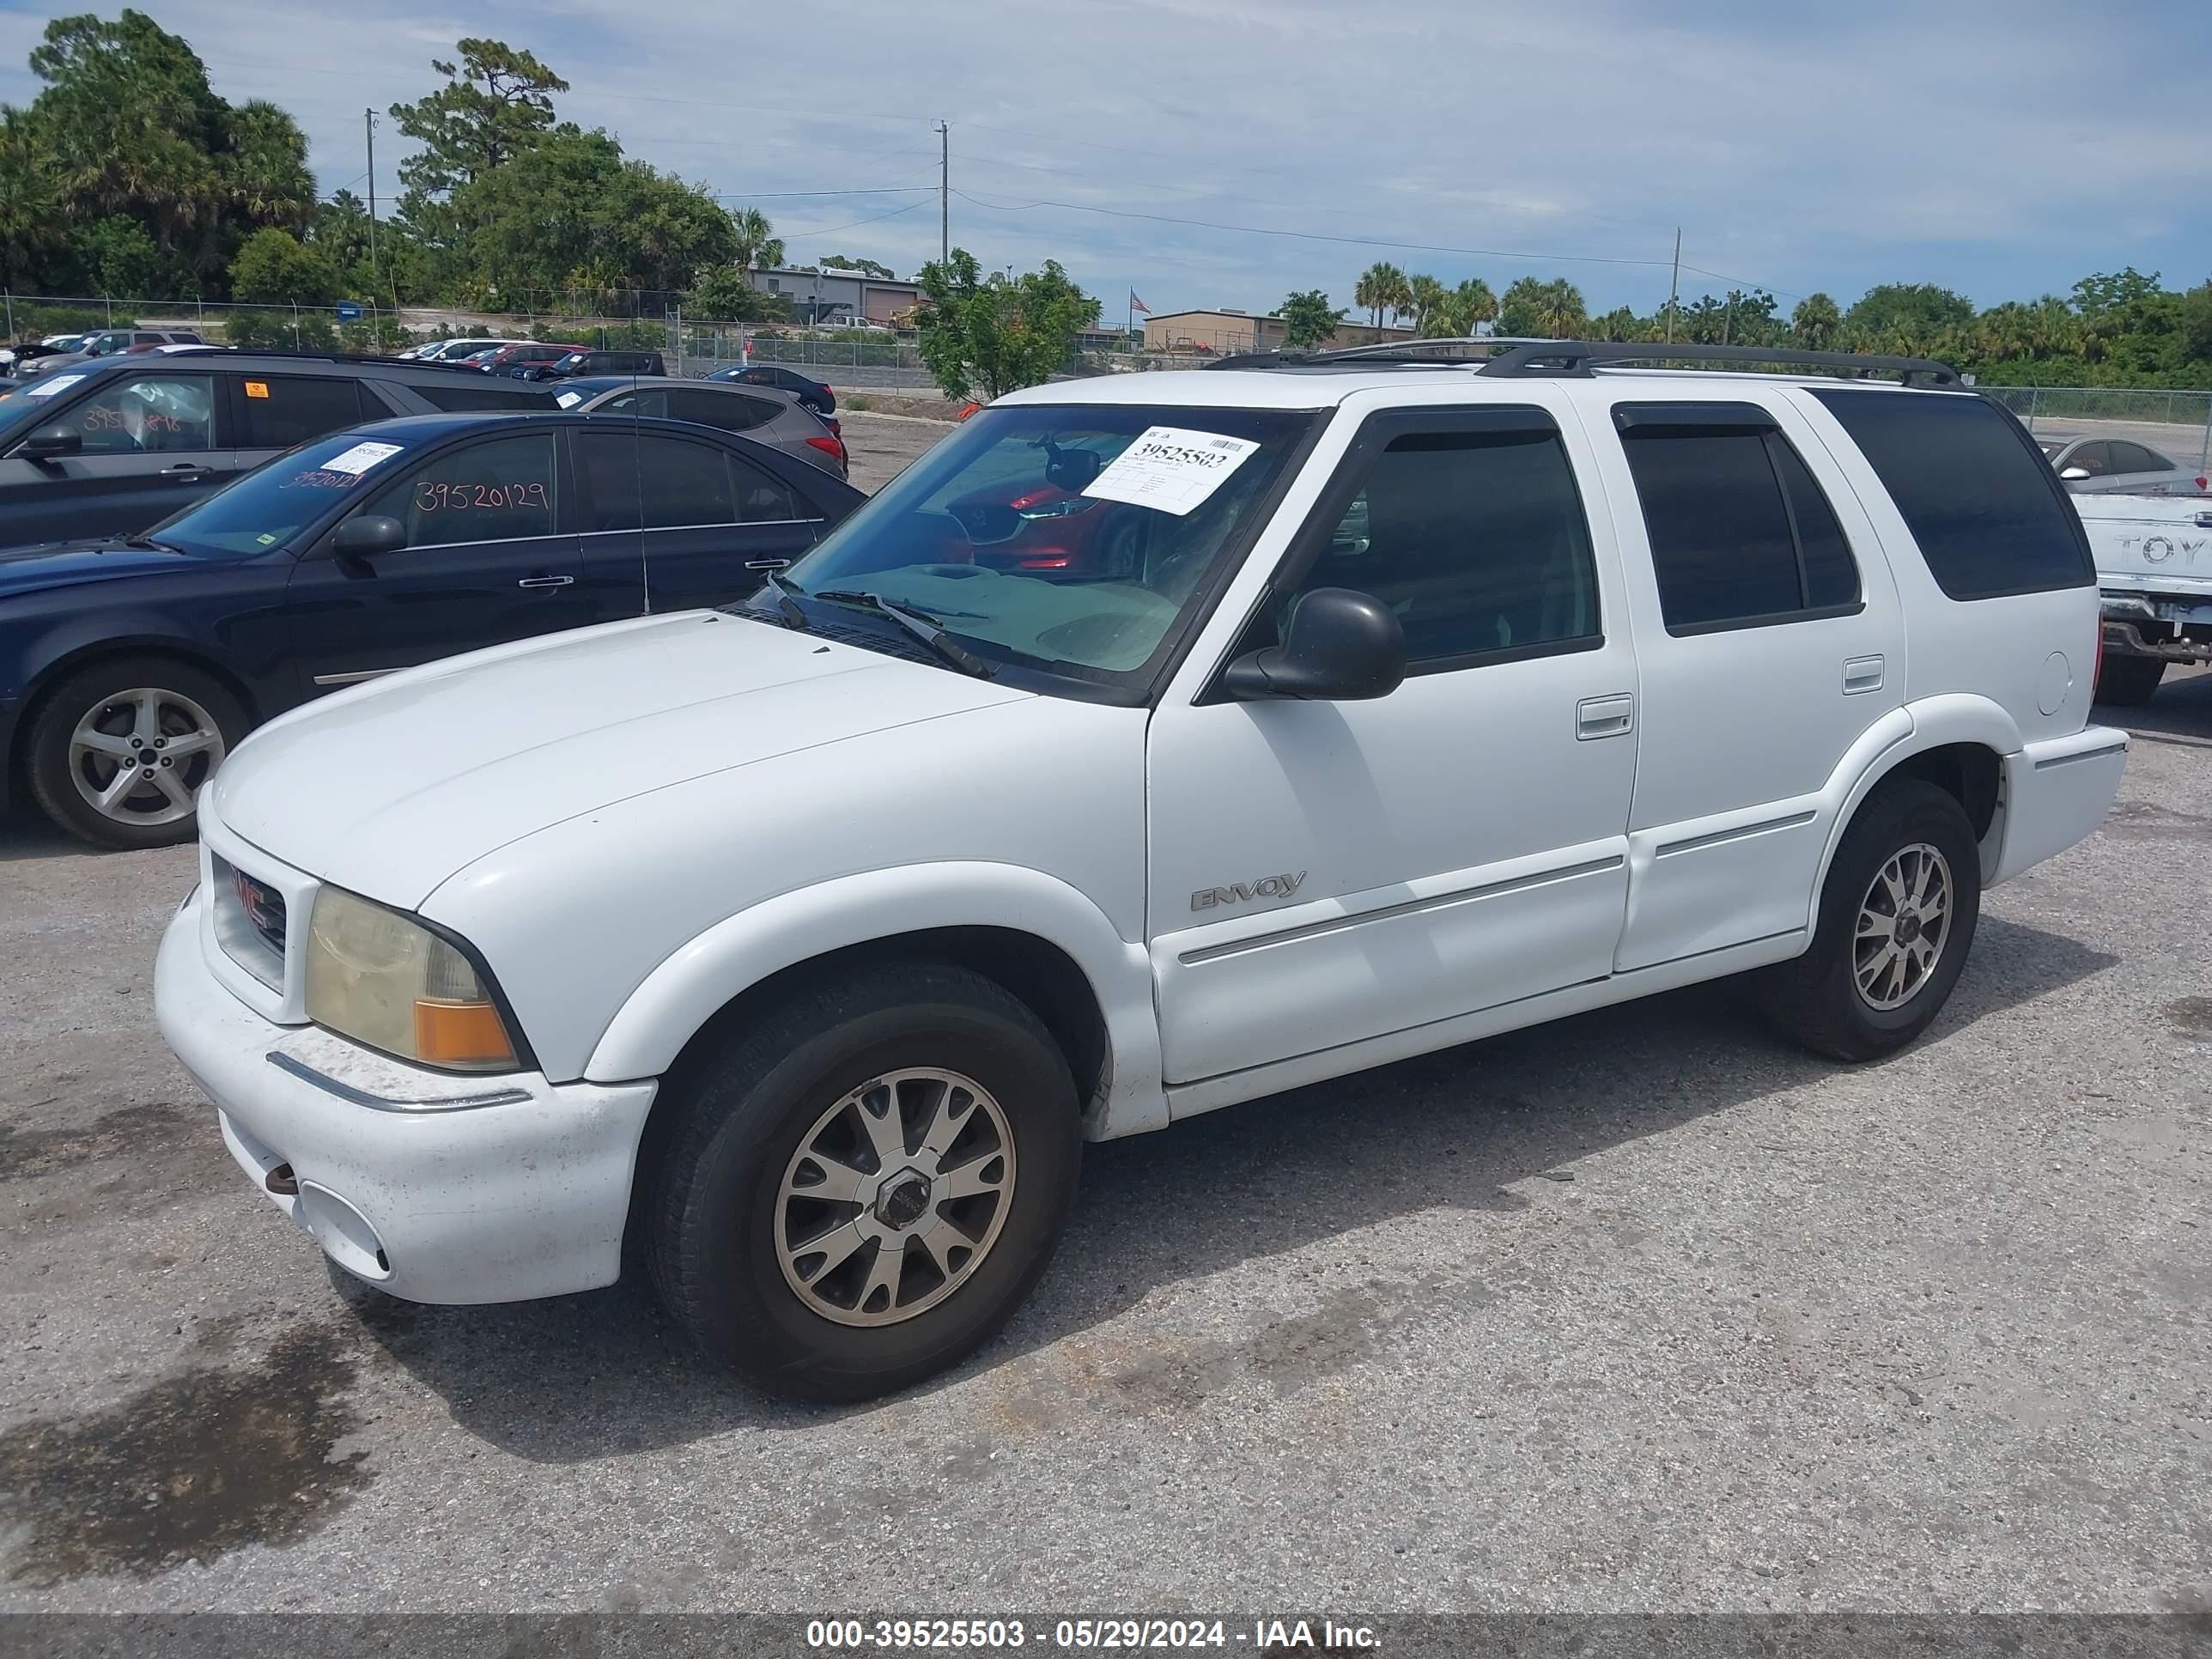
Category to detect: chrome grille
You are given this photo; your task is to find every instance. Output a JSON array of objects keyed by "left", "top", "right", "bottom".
[{"left": 211, "top": 853, "right": 287, "bottom": 988}]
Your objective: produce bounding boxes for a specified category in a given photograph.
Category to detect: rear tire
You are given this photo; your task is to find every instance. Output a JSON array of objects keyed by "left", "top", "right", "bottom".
[
  {"left": 647, "top": 962, "right": 1081, "bottom": 1402},
  {"left": 2093, "top": 653, "right": 2165, "bottom": 707},
  {"left": 26, "top": 655, "right": 246, "bottom": 850},
  {"left": 1754, "top": 781, "right": 1981, "bottom": 1062}
]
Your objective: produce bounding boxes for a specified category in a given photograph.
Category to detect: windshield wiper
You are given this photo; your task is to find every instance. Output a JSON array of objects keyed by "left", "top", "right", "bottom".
[
  {"left": 760, "top": 568, "right": 810, "bottom": 629},
  {"left": 120, "top": 534, "right": 182, "bottom": 554},
  {"left": 812, "top": 589, "right": 993, "bottom": 678}
]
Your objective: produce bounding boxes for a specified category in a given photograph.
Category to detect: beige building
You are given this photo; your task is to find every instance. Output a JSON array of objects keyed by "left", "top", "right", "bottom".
[{"left": 1141, "top": 308, "right": 1419, "bottom": 356}]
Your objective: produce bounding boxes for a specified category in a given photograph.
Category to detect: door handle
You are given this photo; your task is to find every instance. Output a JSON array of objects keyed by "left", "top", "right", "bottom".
[
  {"left": 744, "top": 558, "right": 792, "bottom": 572},
  {"left": 516, "top": 574, "right": 576, "bottom": 590},
  {"left": 1575, "top": 693, "right": 1634, "bottom": 740},
  {"left": 161, "top": 462, "right": 210, "bottom": 477},
  {"left": 1842, "top": 654, "right": 1886, "bottom": 696}
]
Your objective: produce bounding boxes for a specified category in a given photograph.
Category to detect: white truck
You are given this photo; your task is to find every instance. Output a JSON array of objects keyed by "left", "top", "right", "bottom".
[
  {"left": 2077, "top": 491, "right": 2212, "bottom": 705},
  {"left": 155, "top": 341, "right": 2127, "bottom": 1401}
]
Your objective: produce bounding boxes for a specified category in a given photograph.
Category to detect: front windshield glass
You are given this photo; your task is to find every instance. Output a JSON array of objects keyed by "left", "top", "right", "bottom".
[
  {"left": 144, "top": 430, "right": 417, "bottom": 558},
  {"left": 779, "top": 402, "right": 1319, "bottom": 687}
]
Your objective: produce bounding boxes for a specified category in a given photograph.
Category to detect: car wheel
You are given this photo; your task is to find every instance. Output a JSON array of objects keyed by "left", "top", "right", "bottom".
[
  {"left": 2093, "top": 653, "right": 2165, "bottom": 707},
  {"left": 647, "top": 961, "right": 1082, "bottom": 1401},
  {"left": 26, "top": 656, "right": 246, "bottom": 850},
  {"left": 1754, "top": 780, "right": 1982, "bottom": 1063}
]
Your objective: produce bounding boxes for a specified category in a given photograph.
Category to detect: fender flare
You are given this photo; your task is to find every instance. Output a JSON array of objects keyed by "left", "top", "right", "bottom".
[
  {"left": 583, "top": 860, "right": 1170, "bottom": 1139},
  {"left": 1808, "top": 695, "right": 2023, "bottom": 908}
]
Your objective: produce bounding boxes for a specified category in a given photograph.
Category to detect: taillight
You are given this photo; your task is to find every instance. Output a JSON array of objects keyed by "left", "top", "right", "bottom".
[{"left": 805, "top": 434, "right": 847, "bottom": 468}]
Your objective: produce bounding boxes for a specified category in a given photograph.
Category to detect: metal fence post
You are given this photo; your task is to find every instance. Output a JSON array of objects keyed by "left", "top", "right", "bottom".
[{"left": 2027, "top": 387, "right": 2039, "bottom": 432}]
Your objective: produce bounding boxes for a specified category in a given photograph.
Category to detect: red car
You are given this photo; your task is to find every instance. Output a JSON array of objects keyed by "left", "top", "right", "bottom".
[
  {"left": 939, "top": 439, "right": 1144, "bottom": 578},
  {"left": 471, "top": 342, "right": 586, "bottom": 374}
]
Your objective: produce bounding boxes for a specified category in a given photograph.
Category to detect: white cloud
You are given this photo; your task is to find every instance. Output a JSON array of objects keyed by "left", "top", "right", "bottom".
[{"left": 2, "top": 0, "right": 2205, "bottom": 313}]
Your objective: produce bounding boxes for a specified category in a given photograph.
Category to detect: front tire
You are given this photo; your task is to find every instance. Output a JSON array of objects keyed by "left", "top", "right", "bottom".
[
  {"left": 2094, "top": 653, "right": 2165, "bottom": 707},
  {"left": 1755, "top": 780, "right": 1982, "bottom": 1062},
  {"left": 25, "top": 656, "right": 245, "bottom": 850},
  {"left": 647, "top": 963, "right": 1081, "bottom": 1402}
]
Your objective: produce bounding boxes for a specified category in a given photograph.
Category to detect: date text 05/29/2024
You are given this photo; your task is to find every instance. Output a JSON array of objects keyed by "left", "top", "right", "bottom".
[{"left": 804, "top": 1620, "right": 1382, "bottom": 1652}]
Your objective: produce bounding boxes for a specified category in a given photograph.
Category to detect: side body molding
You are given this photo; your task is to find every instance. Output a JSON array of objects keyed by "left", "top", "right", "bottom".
[{"left": 583, "top": 861, "right": 1169, "bottom": 1139}]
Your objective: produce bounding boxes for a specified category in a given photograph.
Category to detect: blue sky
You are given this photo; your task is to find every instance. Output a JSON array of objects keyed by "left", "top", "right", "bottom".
[{"left": 3, "top": 0, "right": 2209, "bottom": 319}]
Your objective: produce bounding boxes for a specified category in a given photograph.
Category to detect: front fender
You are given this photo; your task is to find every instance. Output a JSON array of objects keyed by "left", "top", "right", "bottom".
[{"left": 583, "top": 860, "right": 1170, "bottom": 1140}]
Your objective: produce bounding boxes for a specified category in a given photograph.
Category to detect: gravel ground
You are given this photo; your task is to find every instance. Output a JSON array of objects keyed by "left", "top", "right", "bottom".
[
  {"left": 1, "top": 642, "right": 2208, "bottom": 1610},
  {"left": 840, "top": 409, "right": 953, "bottom": 491}
]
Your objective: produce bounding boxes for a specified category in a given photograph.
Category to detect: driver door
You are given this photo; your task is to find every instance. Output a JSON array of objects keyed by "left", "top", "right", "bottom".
[{"left": 1145, "top": 402, "right": 1640, "bottom": 1085}]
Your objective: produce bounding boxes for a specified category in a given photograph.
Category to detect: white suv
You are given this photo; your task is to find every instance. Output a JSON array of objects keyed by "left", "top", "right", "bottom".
[{"left": 155, "top": 342, "right": 2128, "bottom": 1401}]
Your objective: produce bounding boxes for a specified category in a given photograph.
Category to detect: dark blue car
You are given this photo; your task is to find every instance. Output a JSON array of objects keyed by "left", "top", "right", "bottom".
[{"left": 0, "top": 410, "right": 864, "bottom": 848}]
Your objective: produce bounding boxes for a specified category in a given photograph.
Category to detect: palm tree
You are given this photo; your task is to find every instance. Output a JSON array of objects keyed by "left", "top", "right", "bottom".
[
  {"left": 1449, "top": 276, "right": 1497, "bottom": 336},
  {"left": 0, "top": 110, "right": 64, "bottom": 290},
  {"left": 728, "top": 205, "right": 784, "bottom": 272},
  {"left": 1406, "top": 272, "right": 1448, "bottom": 334},
  {"left": 1790, "top": 292, "right": 1842, "bottom": 350},
  {"left": 1354, "top": 260, "right": 1404, "bottom": 329},
  {"left": 1534, "top": 278, "right": 1587, "bottom": 338}
]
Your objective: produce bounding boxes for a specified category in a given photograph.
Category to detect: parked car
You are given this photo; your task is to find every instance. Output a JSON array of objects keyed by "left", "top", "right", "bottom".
[
  {"left": 0, "top": 410, "right": 862, "bottom": 848},
  {"left": 558, "top": 375, "right": 846, "bottom": 475},
  {"left": 2038, "top": 434, "right": 2208, "bottom": 495},
  {"left": 472, "top": 343, "right": 585, "bottom": 375},
  {"left": 23, "top": 327, "right": 208, "bottom": 378},
  {"left": 514, "top": 349, "right": 666, "bottom": 381},
  {"left": 2075, "top": 490, "right": 2212, "bottom": 704},
  {"left": 151, "top": 341, "right": 2126, "bottom": 1403},
  {"left": 402, "top": 338, "right": 532, "bottom": 363},
  {"left": 707, "top": 362, "right": 836, "bottom": 417},
  {"left": 939, "top": 434, "right": 1140, "bottom": 574},
  {"left": 0, "top": 350, "right": 558, "bottom": 548}
]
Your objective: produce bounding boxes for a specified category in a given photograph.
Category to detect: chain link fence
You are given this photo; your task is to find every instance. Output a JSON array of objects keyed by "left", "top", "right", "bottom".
[{"left": 1979, "top": 386, "right": 2212, "bottom": 471}]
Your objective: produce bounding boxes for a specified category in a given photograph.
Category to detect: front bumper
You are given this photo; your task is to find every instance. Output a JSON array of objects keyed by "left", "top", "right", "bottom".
[{"left": 156, "top": 888, "right": 657, "bottom": 1304}]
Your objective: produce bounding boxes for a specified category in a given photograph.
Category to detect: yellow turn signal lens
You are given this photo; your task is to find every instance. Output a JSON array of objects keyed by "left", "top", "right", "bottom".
[{"left": 412, "top": 999, "right": 518, "bottom": 1069}]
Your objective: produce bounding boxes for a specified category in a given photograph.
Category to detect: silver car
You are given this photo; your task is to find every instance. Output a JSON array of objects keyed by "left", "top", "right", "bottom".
[
  {"left": 558, "top": 374, "right": 848, "bottom": 477},
  {"left": 2039, "top": 434, "right": 2207, "bottom": 495}
]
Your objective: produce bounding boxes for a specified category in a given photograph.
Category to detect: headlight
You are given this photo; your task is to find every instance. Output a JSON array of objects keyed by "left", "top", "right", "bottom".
[{"left": 303, "top": 888, "right": 520, "bottom": 1073}]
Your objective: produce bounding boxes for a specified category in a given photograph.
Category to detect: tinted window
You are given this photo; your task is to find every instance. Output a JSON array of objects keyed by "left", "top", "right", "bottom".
[
  {"left": 1810, "top": 389, "right": 2092, "bottom": 599},
  {"left": 356, "top": 434, "right": 557, "bottom": 549},
  {"left": 1621, "top": 428, "right": 1802, "bottom": 629},
  {"left": 1291, "top": 427, "right": 1598, "bottom": 667},
  {"left": 597, "top": 389, "right": 671, "bottom": 419},
  {"left": 51, "top": 374, "right": 216, "bottom": 454},
  {"left": 577, "top": 428, "right": 744, "bottom": 529},
  {"left": 148, "top": 428, "right": 420, "bottom": 558},
  {"left": 1767, "top": 437, "right": 1860, "bottom": 610},
  {"left": 671, "top": 387, "right": 773, "bottom": 433},
  {"left": 412, "top": 380, "right": 555, "bottom": 412},
  {"left": 2063, "top": 440, "right": 2112, "bottom": 477},
  {"left": 731, "top": 451, "right": 803, "bottom": 522},
  {"left": 2108, "top": 441, "right": 2167, "bottom": 474},
  {"left": 239, "top": 374, "right": 370, "bottom": 448}
]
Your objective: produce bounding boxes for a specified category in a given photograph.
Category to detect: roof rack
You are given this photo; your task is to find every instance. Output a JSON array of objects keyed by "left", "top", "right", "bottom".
[
  {"left": 1474, "top": 340, "right": 1962, "bottom": 387},
  {"left": 1200, "top": 337, "right": 1962, "bottom": 388}
]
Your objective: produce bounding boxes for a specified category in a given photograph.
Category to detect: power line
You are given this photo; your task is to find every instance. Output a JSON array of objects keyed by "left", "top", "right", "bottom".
[{"left": 781, "top": 199, "right": 929, "bottom": 240}]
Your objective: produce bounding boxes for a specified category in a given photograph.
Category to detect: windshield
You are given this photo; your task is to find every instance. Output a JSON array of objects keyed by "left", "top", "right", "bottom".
[
  {"left": 778, "top": 402, "right": 1319, "bottom": 690},
  {"left": 143, "top": 430, "right": 417, "bottom": 558}
]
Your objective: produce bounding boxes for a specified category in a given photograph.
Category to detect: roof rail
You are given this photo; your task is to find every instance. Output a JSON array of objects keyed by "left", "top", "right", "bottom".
[{"left": 1474, "top": 340, "right": 1962, "bottom": 387}]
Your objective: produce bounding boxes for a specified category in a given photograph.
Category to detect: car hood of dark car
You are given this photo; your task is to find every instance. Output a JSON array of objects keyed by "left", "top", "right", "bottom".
[{"left": 0, "top": 538, "right": 213, "bottom": 601}]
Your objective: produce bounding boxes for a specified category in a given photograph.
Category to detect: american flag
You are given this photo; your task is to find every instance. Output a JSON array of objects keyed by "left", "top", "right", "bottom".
[{"left": 1129, "top": 291, "right": 1152, "bottom": 314}]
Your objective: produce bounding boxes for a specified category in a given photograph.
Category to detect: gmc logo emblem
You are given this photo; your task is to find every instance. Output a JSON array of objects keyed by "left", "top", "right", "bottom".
[{"left": 1191, "top": 871, "right": 1307, "bottom": 911}]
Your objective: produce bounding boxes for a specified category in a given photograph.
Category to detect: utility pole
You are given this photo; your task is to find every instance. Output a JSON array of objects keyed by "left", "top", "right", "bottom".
[
  {"left": 365, "top": 110, "right": 380, "bottom": 312},
  {"left": 935, "top": 120, "right": 949, "bottom": 265},
  {"left": 1665, "top": 227, "right": 1680, "bottom": 345}
]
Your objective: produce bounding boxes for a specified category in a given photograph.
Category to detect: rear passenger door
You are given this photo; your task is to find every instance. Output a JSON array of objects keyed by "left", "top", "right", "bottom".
[
  {"left": 1582, "top": 395, "right": 1905, "bottom": 972},
  {"left": 573, "top": 427, "right": 830, "bottom": 614},
  {"left": 228, "top": 373, "right": 381, "bottom": 477}
]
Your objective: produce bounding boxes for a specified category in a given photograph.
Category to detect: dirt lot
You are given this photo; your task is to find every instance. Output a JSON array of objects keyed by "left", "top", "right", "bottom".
[
  {"left": 0, "top": 568, "right": 2208, "bottom": 1610},
  {"left": 841, "top": 409, "right": 953, "bottom": 491}
]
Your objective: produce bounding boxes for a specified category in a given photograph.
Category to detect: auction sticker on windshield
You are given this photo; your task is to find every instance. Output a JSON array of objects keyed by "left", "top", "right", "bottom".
[
  {"left": 25, "top": 374, "right": 85, "bottom": 398},
  {"left": 1082, "top": 425, "right": 1261, "bottom": 517},
  {"left": 320, "top": 440, "right": 406, "bottom": 476}
]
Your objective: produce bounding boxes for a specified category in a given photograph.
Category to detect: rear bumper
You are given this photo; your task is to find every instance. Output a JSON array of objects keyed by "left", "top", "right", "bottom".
[
  {"left": 156, "top": 888, "right": 658, "bottom": 1304},
  {"left": 1990, "top": 726, "right": 2129, "bottom": 886}
]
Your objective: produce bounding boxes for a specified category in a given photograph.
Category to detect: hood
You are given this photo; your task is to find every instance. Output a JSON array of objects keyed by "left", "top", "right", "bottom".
[
  {"left": 206, "top": 609, "right": 1031, "bottom": 907},
  {"left": 0, "top": 538, "right": 207, "bottom": 601}
]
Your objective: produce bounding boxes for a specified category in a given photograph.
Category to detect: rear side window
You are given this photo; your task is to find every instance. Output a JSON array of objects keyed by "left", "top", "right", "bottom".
[
  {"left": 1810, "top": 389, "right": 2092, "bottom": 599},
  {"left": 2108, "top": 441, "right": 2166, "bottom": 474},
  {"left": 671, "top": 387, "right": 774, "bottom": 432},
  {"left": 1616, "top": 404, "right": 1861, "bottom": 633},
  {"left": 410, "top": 380, "right": 556, "bottom": 413},
  {"left": 238, "top": 375, "right": 372, "bottom": 448}
]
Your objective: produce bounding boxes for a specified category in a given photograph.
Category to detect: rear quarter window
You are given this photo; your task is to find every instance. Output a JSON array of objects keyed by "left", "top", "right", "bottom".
[{"left": 1808, "top": 388, "right": 2092, "bottom": 600}]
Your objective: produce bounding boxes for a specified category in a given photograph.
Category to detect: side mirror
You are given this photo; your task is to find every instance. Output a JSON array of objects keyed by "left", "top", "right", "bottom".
[
  {"left": 1045, "top": 447, "right": 1102, "bottom": 491},
  {"left": 330, "top": 514, "right": 407, "bottom": 559},
  {"left": 18, "top": 425, "right": 82, "bottom": 461},
  {"left": 1221, "top": 587, "right": 1407, "bottom": 702},
  {"left": 2059, "top": 466, "right": 2090, "bottom": 481}
]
